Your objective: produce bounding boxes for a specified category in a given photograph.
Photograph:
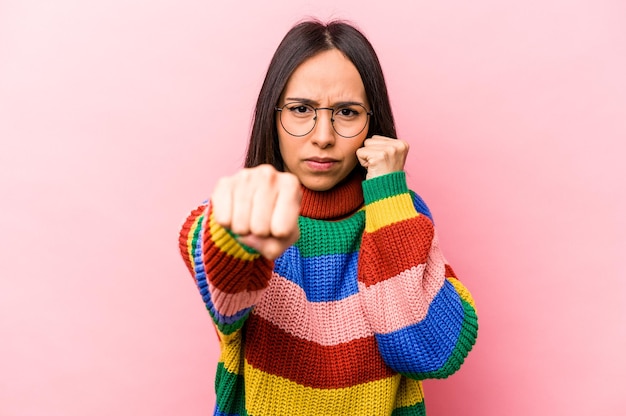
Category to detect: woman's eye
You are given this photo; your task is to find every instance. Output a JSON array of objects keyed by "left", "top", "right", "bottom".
[
  {"left": 337, "top": 108, "right": 359, "bottom": 117},
  {"left": 287, "top": 105, "right": 311, "bottom": 114}
]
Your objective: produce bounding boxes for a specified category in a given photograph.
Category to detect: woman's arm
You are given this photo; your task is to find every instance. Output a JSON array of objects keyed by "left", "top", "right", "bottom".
[
  {"left": 357, "top": 171, "right": 478, "bottom": 379},
  {"left": 179, "top": 202, "right": 274, "bottom": 336},
  {"left": 178, "top": 165, "right": 301, "bottom": 337}
]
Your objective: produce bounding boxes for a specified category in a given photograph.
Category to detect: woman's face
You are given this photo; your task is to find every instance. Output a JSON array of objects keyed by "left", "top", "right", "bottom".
[{"left": 277, "top": 49, "right": 370, "bottom": 191}]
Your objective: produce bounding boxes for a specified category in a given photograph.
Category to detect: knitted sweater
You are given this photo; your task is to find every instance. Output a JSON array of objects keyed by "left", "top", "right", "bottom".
[{"left": 179, "top": 171, "right": 478, "bottom": 416}]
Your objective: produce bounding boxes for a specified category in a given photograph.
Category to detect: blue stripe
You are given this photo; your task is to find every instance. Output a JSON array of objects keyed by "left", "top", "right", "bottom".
[
  {"left": 207, "top": 299, "right": 251, "bottom": 325},
  {"left": 375, "top": 280, "right": 464, "bottom": 373},
  {"left": 410, "top": 191, "right": 433, "bottom": 223},
  {"left": 274, "top": 246, "right": 360, "bottom": 302},
  {"left": 214, "top": 407, "right": 240, "bottom": 416},
  {"left": 193, "top": 231, "right": 250, "bottom": 325},
  {"left": 193, "top": 233, "right": 208, "bottom": 296}
]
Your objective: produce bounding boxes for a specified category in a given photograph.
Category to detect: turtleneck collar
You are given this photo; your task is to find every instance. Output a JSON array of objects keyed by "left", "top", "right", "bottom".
[{"left": 299, "top": 170, "right": 365, "bottom": 220}]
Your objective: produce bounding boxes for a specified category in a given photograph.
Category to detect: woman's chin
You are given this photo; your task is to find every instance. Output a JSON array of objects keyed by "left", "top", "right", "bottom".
[
  {"left": 298, "top": 175, "right": 339, "bottom": 192},
  {"left": 300, "top": 171, "right": 355, "bottom": 192},
  {"left": 301, "top": 179, "right": 335, "bottom": 192}
]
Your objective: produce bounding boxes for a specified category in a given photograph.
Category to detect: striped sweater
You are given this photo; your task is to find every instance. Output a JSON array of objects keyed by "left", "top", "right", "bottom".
[{"left": 179, "top": 170, "right": 478, "bottom": 416}]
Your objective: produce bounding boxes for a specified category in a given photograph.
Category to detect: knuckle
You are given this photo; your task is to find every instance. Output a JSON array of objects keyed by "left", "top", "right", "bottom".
[
  {"left": 272, "top": 228, "right": 287, "bottom": 239},
  {"left": 237, "top": 168, "right": 252, "bottom": 179},
  {"left": 230, "top": 220, "right": 246, "bottom": 233},
  {"left": 250, "top": 222, "right": 270, "bottom": 237},
  {"left": 255, "top": 164, "right": 276, "bottom": 178},
  {"left": 213, "top": 176, "right": 231, "bottom": 193},
  {"left": 271, "top": 220, "right": 289, "bottom": 238}
]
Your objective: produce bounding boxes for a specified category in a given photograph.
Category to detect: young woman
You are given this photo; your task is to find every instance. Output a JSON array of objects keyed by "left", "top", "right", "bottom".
[{"left": 179, "top": 19, "right": 478, "bottom": 416}]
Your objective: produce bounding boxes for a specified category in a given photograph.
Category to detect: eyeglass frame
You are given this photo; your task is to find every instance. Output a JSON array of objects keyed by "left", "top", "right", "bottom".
[{"left": 274, "top": 102, "right": 374, "bottom": 138}]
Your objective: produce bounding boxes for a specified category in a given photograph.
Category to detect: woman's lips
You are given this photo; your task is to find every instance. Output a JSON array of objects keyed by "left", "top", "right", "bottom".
[{"left": 304, "top": 157, "right": 338, "bottom": 171}]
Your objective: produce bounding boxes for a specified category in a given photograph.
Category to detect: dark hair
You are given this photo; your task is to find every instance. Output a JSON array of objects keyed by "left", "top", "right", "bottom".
[{"left": 244, "top": 19, "right": 397, "bottom": 170}]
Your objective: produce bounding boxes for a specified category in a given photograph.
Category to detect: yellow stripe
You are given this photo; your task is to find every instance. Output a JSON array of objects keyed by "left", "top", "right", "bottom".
[
  {"left": 209, "top": 212, "right": 260, "bottom": 261},
  {"left": 447, "top": 277, "right": 476, "bottom": 310},
  {"left": 186, "top": 213, "right": 204, "bottom": 264},
  {"left": 395, "top": 377, "right": 424, "bottom": 408},
  {"left": 219, "top": 330, "right": 244, "bottom": 375},
  {"left": 244, "top": 361, "right": 401, "bottom": 416},
  {"left": 365, "top": 193, "right": 417, "bottom": 233}
]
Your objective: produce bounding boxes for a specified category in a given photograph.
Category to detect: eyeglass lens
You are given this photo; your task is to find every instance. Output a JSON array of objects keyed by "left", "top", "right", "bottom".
[{"left": 278, "top": 102, "right": 370, "bottom": 138}]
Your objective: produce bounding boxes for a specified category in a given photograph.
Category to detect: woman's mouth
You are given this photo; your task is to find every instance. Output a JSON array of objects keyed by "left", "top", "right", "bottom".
[{"left": 304, "top": 157, "right": 338, "bottom": 171}]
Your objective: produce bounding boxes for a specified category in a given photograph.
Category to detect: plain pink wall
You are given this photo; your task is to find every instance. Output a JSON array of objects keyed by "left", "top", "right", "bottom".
[{"left": 1, "top": 0, "right": 624, "bottom": 415}]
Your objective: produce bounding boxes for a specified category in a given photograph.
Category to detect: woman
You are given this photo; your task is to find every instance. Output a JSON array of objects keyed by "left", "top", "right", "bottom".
[{"left": 179, "top": 19, "right": 478, "bottom": 416}]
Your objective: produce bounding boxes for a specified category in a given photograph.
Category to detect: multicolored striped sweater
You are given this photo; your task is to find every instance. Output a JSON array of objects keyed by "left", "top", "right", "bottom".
[{"left": 179, "top": 170, "right": 478, "bottom": 416}]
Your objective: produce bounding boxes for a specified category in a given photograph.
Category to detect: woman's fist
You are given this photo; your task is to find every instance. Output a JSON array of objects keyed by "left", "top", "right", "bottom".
[
  {"left": 356, "top": 135, "right": 409, "bottom": 180},
  {"left": 211, "top": 165, "right": 302, "bottom": 260}
]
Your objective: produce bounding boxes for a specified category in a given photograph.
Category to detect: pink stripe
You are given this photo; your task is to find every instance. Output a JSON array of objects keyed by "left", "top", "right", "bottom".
[
  {"left": 254, "top": 274, "right": 374, "bottom": 346},
  {"left": 358, "top": 234, "right": 448, "bottom": 334},
  {"left": 209, "top": 283, "right": 265, "bottom": 316}
]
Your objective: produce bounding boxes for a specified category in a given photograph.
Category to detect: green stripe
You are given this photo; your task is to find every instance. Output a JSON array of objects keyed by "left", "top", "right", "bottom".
[
  {"left": 215, "top": 362, "right": 248, "bottom": 415},
  {"left": 405, "top": 298, "right": 478, "bottom": 379},
  {"left": 362, "top": 171, "right": 409, "bottom": 205},
  {"left": 191, "top": 214, "right": 203, "bottom": 260},
  {"left": 207, "top": 306, "right": 249, "bottom": 335},
  {"left": 295, "top": 212, "right": 364, "bottom": 257},
  {"left": 392, "top": 400, "right": 426, "bottom": 416},
  {"left": 225, "top": 229, "right": 259, "bottom": 254}
]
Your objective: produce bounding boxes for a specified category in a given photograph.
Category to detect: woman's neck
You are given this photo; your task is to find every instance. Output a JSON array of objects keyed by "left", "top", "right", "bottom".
[{"left": 299, "top": 170, "right": 364, "bottom": 220}]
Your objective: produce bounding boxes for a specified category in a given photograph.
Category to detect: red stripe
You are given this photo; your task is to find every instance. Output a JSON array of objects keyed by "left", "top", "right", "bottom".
[
  {"left": 358, "top": 215, "right": 434, "bottom": 287},
  {"left": 445, "top": 264, "right": 457, "bottom": 279},
  {"left": 178, "top": 205, "right": 206, "bottom": 277},
  {"left": 244, "top": 314, "right": 395, "bottom": 389},
  {"left": 202, "top": 206, "right": 273, "bottom": 294},
  {"left": 203, "top": 240, "right": 273, "bottom": 294}
]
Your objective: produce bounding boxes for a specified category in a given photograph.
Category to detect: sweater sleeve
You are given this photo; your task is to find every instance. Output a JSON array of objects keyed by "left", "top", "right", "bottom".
[
  {"left": 357, "top": 172, "right": 478, "bottom": 379},
  {"left": 178, "top": 202, "right": 274, "bottom": 337}
]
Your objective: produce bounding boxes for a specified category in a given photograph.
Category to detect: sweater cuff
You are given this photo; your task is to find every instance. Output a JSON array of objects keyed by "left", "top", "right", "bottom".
[
  {"left": 362, "top": 171, "right": 409, "bottom": 205},
  {"left": 208, "top": 210, "right": 261, "bottom": 262},
  {"left": 362, "top": 172, "right": 417, "bottom": 234}
]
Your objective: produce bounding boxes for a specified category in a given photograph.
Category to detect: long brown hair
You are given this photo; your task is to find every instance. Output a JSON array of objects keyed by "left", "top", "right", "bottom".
[{"left": 244, "top": 19, "right": 397, "bottom": 170}]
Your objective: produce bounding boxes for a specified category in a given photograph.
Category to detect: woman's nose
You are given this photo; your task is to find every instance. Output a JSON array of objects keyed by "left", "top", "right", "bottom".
[{"left": 310, "top": 109, "right": 336, "bottom": 147}]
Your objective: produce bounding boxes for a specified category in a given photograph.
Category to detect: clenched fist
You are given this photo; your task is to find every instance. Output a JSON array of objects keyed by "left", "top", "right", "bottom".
[
  {"left": 211, "top": 165, "right": 302, "bottom": 260},
  {"left": 356, "top": 135, "right": 409, "bottom": 180}
]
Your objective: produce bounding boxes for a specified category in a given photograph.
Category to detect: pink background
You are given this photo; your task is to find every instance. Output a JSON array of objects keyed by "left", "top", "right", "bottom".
[{"left": 1, "top": 0, "right": 625, "bottom": 415}]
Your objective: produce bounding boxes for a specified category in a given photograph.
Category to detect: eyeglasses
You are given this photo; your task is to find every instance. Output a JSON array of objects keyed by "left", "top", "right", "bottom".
[{"left": 275, "top": 102, "right": 373, "bottom": 138}]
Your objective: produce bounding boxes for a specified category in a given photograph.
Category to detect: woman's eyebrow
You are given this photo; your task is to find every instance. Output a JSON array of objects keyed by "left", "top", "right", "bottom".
[
  {"left": 284, "top": 97, "right": 365, "bottom": 107},
  {"left": 284, "top": 97, "right": 318, "bottom": 105},
  {"left": 332, "top": 100, "right": 366, "bottom": 107}
]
